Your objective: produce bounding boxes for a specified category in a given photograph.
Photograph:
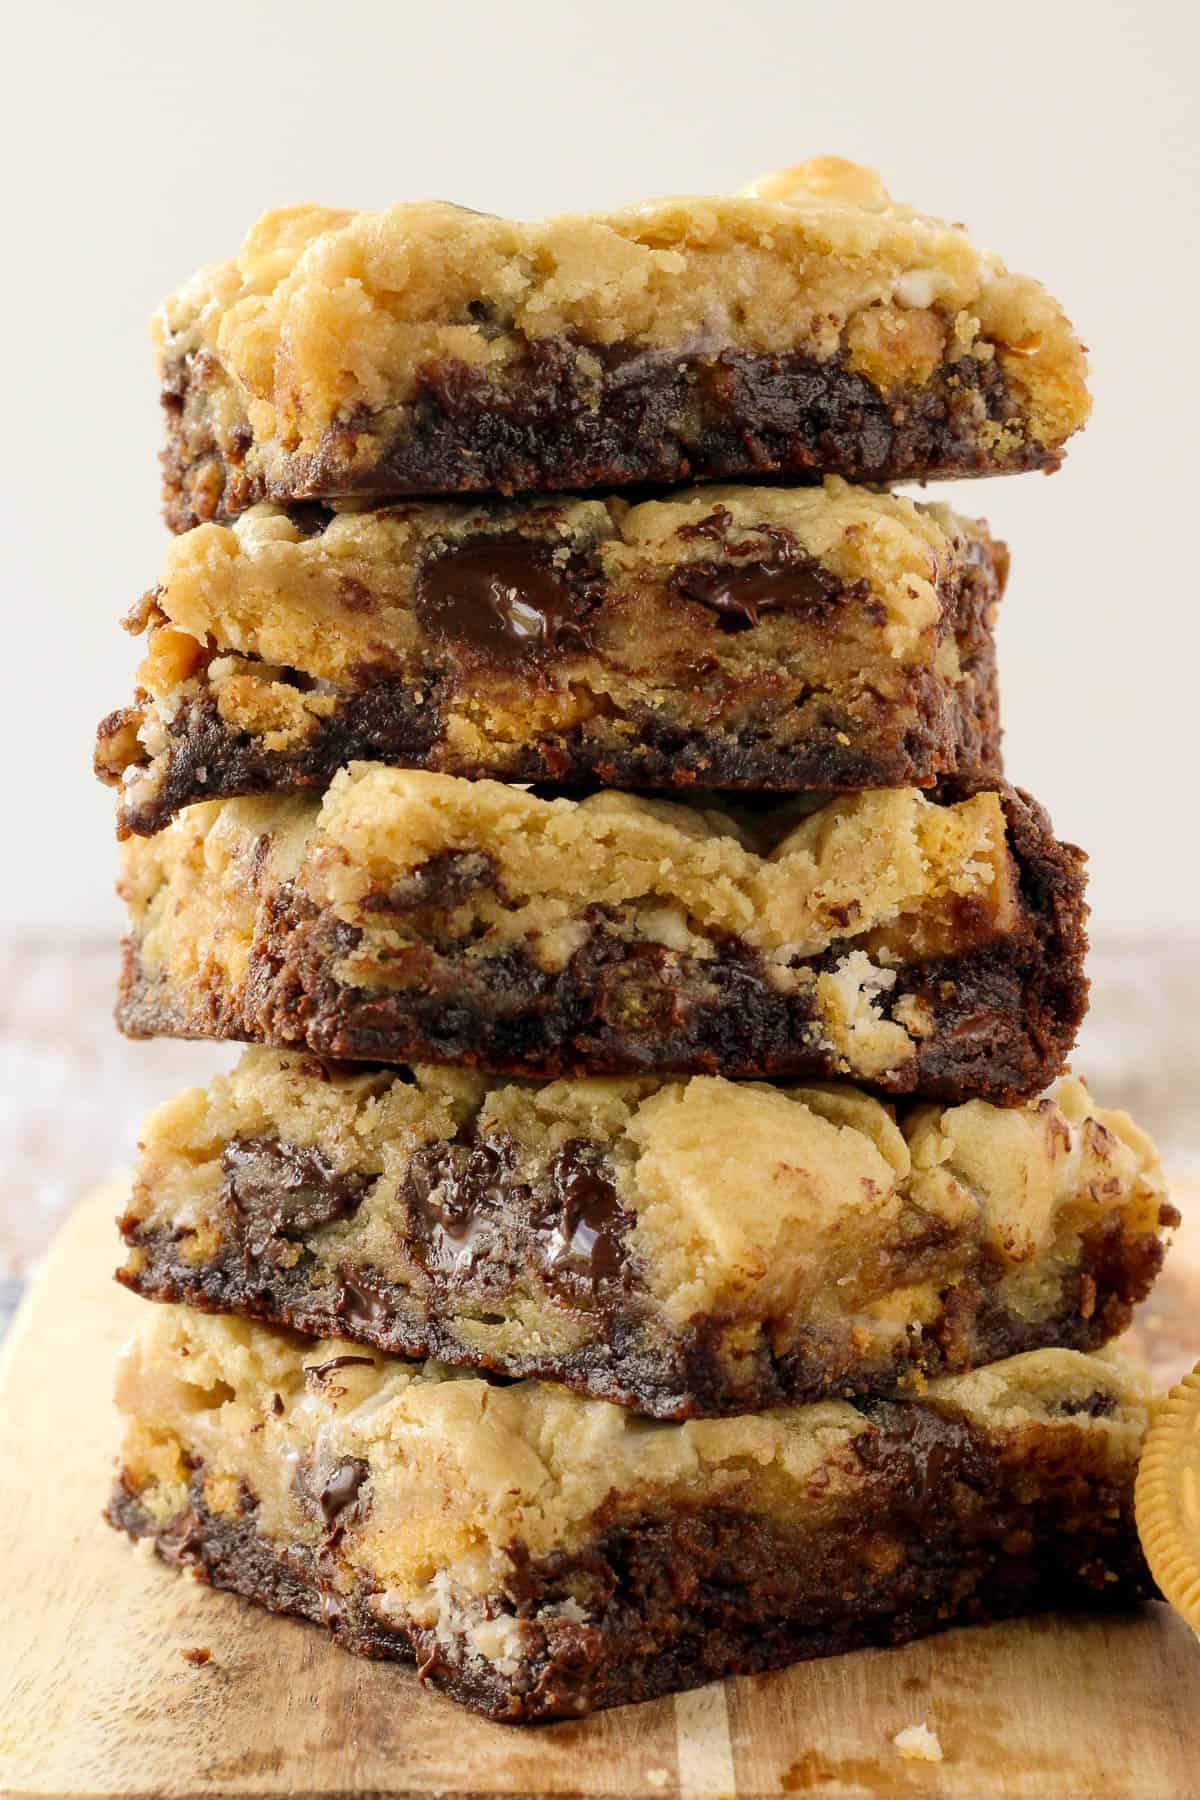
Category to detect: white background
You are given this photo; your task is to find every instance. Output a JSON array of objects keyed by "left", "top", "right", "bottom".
[{"left": 3, "top": 0, "right": 1196, "bottom": 934}]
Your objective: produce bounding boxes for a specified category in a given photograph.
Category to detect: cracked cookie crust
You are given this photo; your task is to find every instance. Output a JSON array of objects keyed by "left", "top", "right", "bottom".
[
  {"left": 156, "top": 158, "right": 1090, "bottom": 530},
  {"left": 116, "top": 768, "right": 1088, "bottom": 1100},
  {"left": 107, "top": 1309, "right": 1152, "bottom": 1721},
  {"left": 117, "top": 1054, "right": 1172, "bottom": 1417},
  {"left": 98, "top": 481, "right": 1004, "bottom": 835}
]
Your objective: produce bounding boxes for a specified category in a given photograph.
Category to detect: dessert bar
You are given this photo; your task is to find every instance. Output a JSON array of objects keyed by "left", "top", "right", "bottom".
[
  {"left": 156, "top": 158, "right": 1090, "bottom": 531},
  {"left": 118, "top": 1051, "right": 1172, "bottom": 1417},
  {"left": 98, "top": 480, "right": 1004, "bottom": 834},
  {"left": 108, "top": 1307, "right": 1152, "bottom": 1721},
  {"left": 117, "top": 768, "right": 1088, "bottom": 1101}
]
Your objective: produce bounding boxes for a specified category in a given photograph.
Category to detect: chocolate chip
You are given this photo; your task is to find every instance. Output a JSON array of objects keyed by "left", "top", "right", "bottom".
[
  {"left": 537, "top": 1144, "right": 628, "bottom": 1298},
  {"left": 305, "top": 1355, "right": 376, "bottom": 1386},
  {"left": 670, "top": 553, "right": 847, "bottom": 630},
  {"left": 415, "top": 536, "right": 600, "bottom": 665},
  {"left": 669, "top": 505, "right": 862, "bottom": 630},
  {"left": 402, "top": 1133, "right": 629, "bottom": 1308},
  {"left": 222, "top": 1137, "right": 370, "bottom": 1260},
  {"left": 318, "top": 1458, "right": 369, "bottom": 1528},
  {"left": 853, "top": 1400, "right": 990, "bottom": 1506},
  {"left": 404, "top": 1141, "right": 509, "bottom": 1281},
  {"left": 337, "top": 1274, "right": 390, "bottom": 1328}
]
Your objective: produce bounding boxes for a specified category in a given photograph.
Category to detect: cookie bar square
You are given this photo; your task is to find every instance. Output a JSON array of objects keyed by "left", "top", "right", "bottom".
[
  {"left": 118, "top": 1051, "right": 1173, "bottom": 1417},
  {"left": 156, "top": 158, "right": 1089, "bottom": 530},
  {"left": 98, "top": 481, "right": 1004, "bottom": 835},
  {"left": 116, "top": 768, "right": 1087, "bottom": 1102},
  {"left": 107, "top": 1308, "right": 1152, "bottom": 1721}
]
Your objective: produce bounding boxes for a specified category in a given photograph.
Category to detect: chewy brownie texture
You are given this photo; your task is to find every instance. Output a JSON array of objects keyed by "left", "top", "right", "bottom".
[
  {"left": 97, "top": 479, "right": 1004, "bottom": 834},
  {"left": 117, "top": 1053, "right": 1172, "bottom": 1417},
  {"left": 116, "top": 767, "right": 1088, "bottom": 1102},
  {"left": 108, "top": 1306, "right": 1153, "bottom": 1721},
  {"left": 156, "top": 158, "right": 1090, "bottom": 530}
]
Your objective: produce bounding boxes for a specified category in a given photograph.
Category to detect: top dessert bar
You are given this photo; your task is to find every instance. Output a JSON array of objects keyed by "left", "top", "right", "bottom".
[
  {"left": 97, "top": 479, "right": 1004, "bottom": 833},
  {"left": 157, "top": 157, "right": 1090, "bottom": 528}
]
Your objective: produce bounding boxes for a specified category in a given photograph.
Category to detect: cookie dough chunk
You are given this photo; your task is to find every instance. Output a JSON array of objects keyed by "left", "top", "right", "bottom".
[
  {"left": 116, "top": 768, "right": 1087, "bottom": 1101},
  {"left": 118, "top": 1052, "right": 1173, "bottom": 1417},
  {"left": 97, "top": 482, "right": 1004, "bottom": 835},
  {"left": 107, "top": 1309, "right": 1153, "bottom": 1721},
  {"left": 157, "top": 158, "right": 1090, "bottom": 530}
]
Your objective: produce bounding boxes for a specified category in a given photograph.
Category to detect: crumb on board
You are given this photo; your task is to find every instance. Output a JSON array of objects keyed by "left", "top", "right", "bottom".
[
  {"left": 644, "top": 1771, "right": 670, "bottom": 1790},
  {"left": 893, "top": 1721, "right": 943, "bottom": 1762},
  {"left": 180, "top": 1646, "right": 212, "bottom": 1666}
]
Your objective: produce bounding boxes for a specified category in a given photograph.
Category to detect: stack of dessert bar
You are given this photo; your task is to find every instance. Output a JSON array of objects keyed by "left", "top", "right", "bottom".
[{"left": 98, "top": 159, "right": 1175, "bottom": 1722}]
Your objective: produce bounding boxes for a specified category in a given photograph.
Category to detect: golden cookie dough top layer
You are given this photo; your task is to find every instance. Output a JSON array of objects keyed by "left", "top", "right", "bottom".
[
  {"left": 155, "top": 157, "right": 1089, "bottom": 455},
  {"left": 117, "top": 1301, "right": 1149, "bottom": 1599},
  {"left": 121, "top": 767, "right": 1016, "bottom": 970},
  {"left": 133, "top": 1050, "right": 1166, "bottom": 1333},
  {"left": 135, "top": 477, "right": 996, "bottom": 690}
]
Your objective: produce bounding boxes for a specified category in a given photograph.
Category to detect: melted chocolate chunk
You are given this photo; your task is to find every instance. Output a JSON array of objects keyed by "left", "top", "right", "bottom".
[
  {"left": 405, "top": 1141, "right": 509, "bottom": 1281},
  {"left": 668, "top": 506, "right": 856, "bottom": 630},
  {"left": 415, "top": 536, "right": 600, "bottom": 665},
  {"left": 304, "top": 1354, "right": 376, "bottom": 1386},
  {"left": 337, "top": 1274, "right": 390, "bottom": 1329},
  {"left": 670, "top": 553, "right": 847, "bottom": 630},
  {"left": 403, "top": 1134, "right": 629, "bottom": 1307},
  {"left": 852, "top": 1399, "right": 990, "bottom": 1508},
  {"left": 536, "top": 1144, "right": 627, "bottom": 1299},
  {"left": 222, "top": 1137, "right": 370, "bottom": 1260},
  {"left": 318, "top": 1457, "right": 369, "bottom": 1528}
]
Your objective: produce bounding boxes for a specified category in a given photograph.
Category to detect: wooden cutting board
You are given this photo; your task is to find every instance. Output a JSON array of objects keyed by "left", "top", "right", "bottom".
[{"left": 2, "top": 1182, "right": 1198, "bottom": 1800}]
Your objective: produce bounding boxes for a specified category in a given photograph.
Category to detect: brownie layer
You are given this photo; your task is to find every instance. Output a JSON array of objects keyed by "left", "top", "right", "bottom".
[
  {"left": 117, "top": 771, "right": 1087, "bottom": 1102},
  {"left": 155, "top": 159, "right": 1089, "bottom": 527},
  {"left": 164, "top": 340, "right": 1056, "bottom": 533},
  {"left": 107, "top": 1309, "right": 1151, "bottom": 1722},
  {"left": 117, "top": 1055, "right": 1171, "bottom": 1417},
  {"left": 98, "top": 483, "right": 1004, "bottom": 834},
  {"left": 108, "top": 1462, "right": 1150, "bottom": 1724}
]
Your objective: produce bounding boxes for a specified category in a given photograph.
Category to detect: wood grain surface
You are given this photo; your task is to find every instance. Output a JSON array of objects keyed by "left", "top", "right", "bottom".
[{"left": 1, "top": 1182, "right": 1197, "bottom": 1800}]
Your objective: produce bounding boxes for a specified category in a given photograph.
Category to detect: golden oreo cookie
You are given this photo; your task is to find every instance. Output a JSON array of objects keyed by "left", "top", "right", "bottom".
[{"left": 1136, "top": 1361, "right": 1200, "bottom": 1630}]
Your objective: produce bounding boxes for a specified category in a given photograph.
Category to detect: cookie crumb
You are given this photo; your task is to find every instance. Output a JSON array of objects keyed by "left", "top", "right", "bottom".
[
  {"left": 644, "top": 1771, "right": 669, "bottom": 1790},
  {"left": 180, "top": 1646, "right": 212, "bottom": 1666},
  {"left": 893, "top": 1721, "right": 943, "bottom": 1762}
]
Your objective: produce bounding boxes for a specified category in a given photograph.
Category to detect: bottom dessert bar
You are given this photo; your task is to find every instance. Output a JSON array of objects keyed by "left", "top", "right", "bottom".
[{"left": 108, "top": 1307, "right": 1154, "bottom": 1722}]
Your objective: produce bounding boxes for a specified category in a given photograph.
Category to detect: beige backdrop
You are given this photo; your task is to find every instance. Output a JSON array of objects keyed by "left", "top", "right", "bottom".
[{"left": 4, "top": 0, "right": 1196, "bottom": 931}]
